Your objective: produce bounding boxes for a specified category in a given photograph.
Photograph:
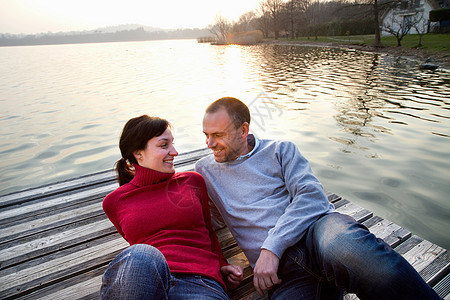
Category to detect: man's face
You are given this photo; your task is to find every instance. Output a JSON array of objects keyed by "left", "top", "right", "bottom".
[{"left": 203, "top": 107, "right": 247, "bottom": 163}]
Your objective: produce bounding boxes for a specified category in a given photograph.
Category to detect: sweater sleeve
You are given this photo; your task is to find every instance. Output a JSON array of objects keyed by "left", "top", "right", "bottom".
[
  {"left": 195, "top": 173, "right": 229, "bottom": 268},
  {"left": 261, "top": 141, "right": 333, "bottom": 259},
  {"left": 103, "top": 192, "right": 127, "bottom": 242}
]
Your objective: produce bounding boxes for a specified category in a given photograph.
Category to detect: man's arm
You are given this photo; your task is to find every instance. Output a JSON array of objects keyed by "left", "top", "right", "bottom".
[
  {"left": 262, "top": 141, "right": 332, "bottom": 258},
  {"left": 255, "top": 141, "right": 333, "bottom": 294}
]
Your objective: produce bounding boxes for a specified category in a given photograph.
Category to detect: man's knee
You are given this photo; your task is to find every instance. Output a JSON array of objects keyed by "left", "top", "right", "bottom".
[
  {"left": 313, "top": 213, "right": 361, "bottom": 244},
  {"left": 311, "top": 213, "right": 375, "bottom": 261}
]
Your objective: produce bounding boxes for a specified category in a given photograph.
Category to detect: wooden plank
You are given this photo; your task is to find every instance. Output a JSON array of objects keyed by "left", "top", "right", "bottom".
[
  {"left": 1, "top": 148, "right": 448, "bottom": 300},
  {"left": 34, "top": 274, "right": 103, "bottom": 300},
  {"left": 395, "top": 235, "right": 426, "bottom": 255},
  {"left": 433, "top": 273, "right": 450, "bottom": 299},
  {"left": 334, "top": 200, "right": 373, "bottom": 223},
  {"left": 342, "top": 238, "right": 449, "bottom": 300},
  {"left": 0, "top": 237, "right": 128, "bottom": 298},
  {"left": 0, "top": 233, "right": 120, "bottom": 276},
  {"left": 0, "top": 218, "right": 113, "bottom": 266},
  {"left": 0, "top": 183, "right": 116, "bottom": 223},
  {"left": 0, "top": 201, "right": 104, "bottom": 242},
  {"left": 0, "top": 148, "right": 210, "bottom": 208},
  {"left": 402, "top": 239, "right": 447, "bottom": 275},
  {"left": 421, "top": 250, "right": 450, "bottom": 286},
  {"left": 0, "top": 170, "right": 115, "bottom": 207},
  {"left": 326, "top": 192, "right": 342, "bottom": 203},
  {"left": 9, "top": 234, "right": 250, "bottom": 300},
  {"left": 365, "top": 218, "right": 411, "bottom": 248}
]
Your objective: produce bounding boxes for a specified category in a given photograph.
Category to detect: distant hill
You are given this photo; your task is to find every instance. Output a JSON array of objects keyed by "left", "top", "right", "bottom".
[
  {"left": 95, "top": 24, "right": 166, "bottom": 33},
  {"left": 0, "top": 25, "right": 214, "bottom": 47}
]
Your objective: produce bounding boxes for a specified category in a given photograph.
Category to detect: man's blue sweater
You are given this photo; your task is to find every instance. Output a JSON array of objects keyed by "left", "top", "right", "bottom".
[{"left": 195, "top": 135, "right": 334, "bottom": 267}]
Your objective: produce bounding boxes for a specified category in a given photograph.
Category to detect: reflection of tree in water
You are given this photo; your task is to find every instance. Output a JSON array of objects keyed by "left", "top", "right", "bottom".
[
  {"left": 255, "top": 46, "right": 393, "bottom": 156},
  {"left": 332, "top": 54, "right": 393, "bottom": 157},
  {"left": 251, "top": 44, "right": 449, "bottom": 154}
]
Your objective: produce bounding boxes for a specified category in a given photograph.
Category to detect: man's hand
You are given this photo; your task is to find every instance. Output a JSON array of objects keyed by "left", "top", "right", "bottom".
[
  {"left": 220, "top": 265, "right": 244, "bottom": 289},
  {"left": 253, "top": 249, "right": 282, "bottom": 297}
]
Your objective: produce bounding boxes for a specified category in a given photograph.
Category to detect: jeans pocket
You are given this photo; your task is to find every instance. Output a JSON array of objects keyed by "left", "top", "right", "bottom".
[
  {"left": 196, "top": 276, "right": 229, "bottom": 299},
  {"left": 283, "top": 244, "right": 320, "bottom": 280}
]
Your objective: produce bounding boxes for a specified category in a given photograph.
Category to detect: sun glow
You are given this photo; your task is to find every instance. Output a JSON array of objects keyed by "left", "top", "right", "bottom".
[{"left": 1, "top": 0, "right": 263, "bottom": 34}]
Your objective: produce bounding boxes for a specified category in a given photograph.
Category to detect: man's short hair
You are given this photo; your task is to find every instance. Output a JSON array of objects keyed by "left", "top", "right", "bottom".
[{"left": 206, "top": 97, "right": 250, "bottom": 129}]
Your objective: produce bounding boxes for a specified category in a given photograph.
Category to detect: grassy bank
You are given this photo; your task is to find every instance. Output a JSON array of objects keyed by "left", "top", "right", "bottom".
[
  {"left": 289, "top": 34, "right": 449, "bottom": 51},
  {"left": 272, "top": 33, "right": 450, "bottom": 68}
]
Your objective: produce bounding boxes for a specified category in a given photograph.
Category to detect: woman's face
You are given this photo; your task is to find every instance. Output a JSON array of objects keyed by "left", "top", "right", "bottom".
[{"left": 134, "top": 128, "right": 178, "bottom": 173}]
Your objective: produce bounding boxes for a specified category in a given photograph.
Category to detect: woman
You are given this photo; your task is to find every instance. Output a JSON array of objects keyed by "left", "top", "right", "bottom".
[{"left": 100, "top": 115, "right": 243, "bottom": 299}]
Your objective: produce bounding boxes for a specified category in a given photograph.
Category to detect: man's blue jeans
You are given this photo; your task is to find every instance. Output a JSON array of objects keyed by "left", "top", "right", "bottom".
[
  {"left": 100, "top": 244, "right": 229, "bottom": 300},
  {"left": 270, "top": 213, "right": 441, "bottom": 300}
]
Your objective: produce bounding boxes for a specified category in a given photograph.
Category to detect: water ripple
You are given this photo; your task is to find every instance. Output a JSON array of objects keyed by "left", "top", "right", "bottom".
[{"left": 0, "top": 41, "right": 448, "bottom": 249}]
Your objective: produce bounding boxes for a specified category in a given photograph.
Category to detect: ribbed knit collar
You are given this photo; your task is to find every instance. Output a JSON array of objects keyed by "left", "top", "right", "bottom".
[
  {"left": 130, "top": 163, "right": 174, "bottom": 187},
  {"left": 237, "top": 134, "right": 259, "bottom": 160}
]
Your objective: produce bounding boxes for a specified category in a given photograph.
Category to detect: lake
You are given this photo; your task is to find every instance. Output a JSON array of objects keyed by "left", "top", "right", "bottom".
[{"left": 0, "top": 39, "right": 449, "bottom": 249}]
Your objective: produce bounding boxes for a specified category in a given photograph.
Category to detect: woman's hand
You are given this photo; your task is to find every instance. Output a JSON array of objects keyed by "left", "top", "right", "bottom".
[{"left": 220, "top": 265, "right": 244, "bottom": 289}]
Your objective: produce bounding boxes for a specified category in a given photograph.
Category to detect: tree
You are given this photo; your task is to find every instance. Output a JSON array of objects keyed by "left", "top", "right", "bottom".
[
  {"left": 383, "top": 13, "right": 415, "bottom": 46},
  {"left": 233, "top": 11, "right": 258, "bottom": 32},
  {"left": 283, "top": 0, "right": 309, "bottom": 38},
  {"left": 261, "top": 0, "right": 285, "bottom": 39},
  {"left": 412, "top": 12, "right": 427, "bottom": 46},
  {"left": 339, "top": 0, "right": 385, "bottom": 47},
  {"left": 209, "top": 14, "right": 231, "bottom": 44},
  {"left": 373, "top": 0, "right": 382, "bottom": 47},
  {"left": 306, "top": 0, "right": 322, "bottom": 40},
  {"left": 256, "top": 3, "right": 272, "bottom": 37}
]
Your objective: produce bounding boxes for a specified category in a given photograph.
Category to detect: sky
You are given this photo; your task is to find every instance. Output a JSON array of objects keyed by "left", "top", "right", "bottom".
[{"left": 0, "top": 0, "right": 263, "bottom": 34}]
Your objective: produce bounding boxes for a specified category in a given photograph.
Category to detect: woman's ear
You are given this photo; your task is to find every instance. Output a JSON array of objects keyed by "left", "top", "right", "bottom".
[{"left": 133, "top": 150, "right": 142, "bottom": 162}]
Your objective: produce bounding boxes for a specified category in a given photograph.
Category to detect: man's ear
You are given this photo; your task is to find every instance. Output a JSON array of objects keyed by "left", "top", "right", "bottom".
[{"left": 241, "top": 122, "right": 250, "bottom": 138}]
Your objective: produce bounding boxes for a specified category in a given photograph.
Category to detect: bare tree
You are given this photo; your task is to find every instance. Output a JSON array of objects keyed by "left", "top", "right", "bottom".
[
  {"left": 284, "top": 0, "right": 296, "bottom": 38},
  {"left": 412, "top": 11, "right": 427, "bottom": 46},
  {"left": 233, "top": 11, "right": 258, "bottom": 32},
  {"left": 257, "top": 3, "right": 272, "bottom": 37},
  {"left": 283, "top": 0, "right": 309, "bottom": 38},
  {"left": 373, "top": 0, "right": 382, "bottom": 47},
  {"left": 261, "top": 0, "right": 285, "bottom": 39},
  {"left": 209, "top": 14, "right": 231, "bottom": 44},
  {"left": 306, "top": 0, "right": 321, "bottom": 40},
  {"left": 383, "top": 13, "right": 416, "bottom": 46}
]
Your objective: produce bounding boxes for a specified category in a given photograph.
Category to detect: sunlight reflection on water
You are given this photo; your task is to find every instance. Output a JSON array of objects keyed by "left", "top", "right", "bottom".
[{"left": 0, "top": 40, "right": 449, "bottom": 248}]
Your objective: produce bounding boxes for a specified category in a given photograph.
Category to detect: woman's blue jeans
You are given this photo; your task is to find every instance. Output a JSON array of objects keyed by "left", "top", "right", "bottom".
[
  {"left": 100, "top": 244, "right": 229, "bottom": 300},
  {"left": 270, "top": 212, "right": 441, "bottom": 300}
]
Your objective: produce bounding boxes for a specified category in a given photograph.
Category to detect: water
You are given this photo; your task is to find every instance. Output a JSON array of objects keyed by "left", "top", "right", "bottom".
[{"left": 0, "top": 39, "right": 449, "bottom": 249}]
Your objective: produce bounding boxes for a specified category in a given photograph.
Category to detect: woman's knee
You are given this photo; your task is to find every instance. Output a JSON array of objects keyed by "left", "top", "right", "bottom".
[
  {"left": 121, "top": 244, "right": 167, "bottom": 270},
  {"left": 106, "top": 244, "right": 170, "bottom": 281},
  {"left": 126, "top": 244, "right": 165, "bottom": 260},
  {"left": 101, "top": 244, "right": 171, "bottom": 299}
]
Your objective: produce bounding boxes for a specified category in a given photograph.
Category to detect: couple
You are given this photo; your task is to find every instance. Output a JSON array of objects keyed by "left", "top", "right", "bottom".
[{"left": 100, "top": 97, "right": 440, "bottom": 300}]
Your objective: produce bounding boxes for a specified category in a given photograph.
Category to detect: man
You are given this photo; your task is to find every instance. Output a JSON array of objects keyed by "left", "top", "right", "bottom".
[{"left": 195, "top": 97, "right": 441, "bottom": 299}]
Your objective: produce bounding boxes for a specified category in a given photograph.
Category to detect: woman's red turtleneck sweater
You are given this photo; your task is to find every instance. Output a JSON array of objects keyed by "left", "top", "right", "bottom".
[{"left": 103, "top": 164, "right": 228, "bottom": 289}]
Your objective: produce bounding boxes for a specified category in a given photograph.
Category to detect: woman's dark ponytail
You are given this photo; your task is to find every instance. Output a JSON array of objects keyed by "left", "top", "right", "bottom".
[
  {"left": 115, "top": 158, "right": 135, "bottom": 186},
  {"left": 115, "top": 115, "right": 170, "bottom": 186}
]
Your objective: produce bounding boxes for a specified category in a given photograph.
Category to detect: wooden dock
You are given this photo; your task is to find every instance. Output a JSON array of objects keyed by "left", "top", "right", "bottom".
[{"left": 0, "top": 148, "right": 449, "bottom": 300}]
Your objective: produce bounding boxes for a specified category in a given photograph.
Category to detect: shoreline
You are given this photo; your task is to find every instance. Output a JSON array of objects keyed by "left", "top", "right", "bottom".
[{"left": 264, "top": 39, "right": 450, "bottom": 70}]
